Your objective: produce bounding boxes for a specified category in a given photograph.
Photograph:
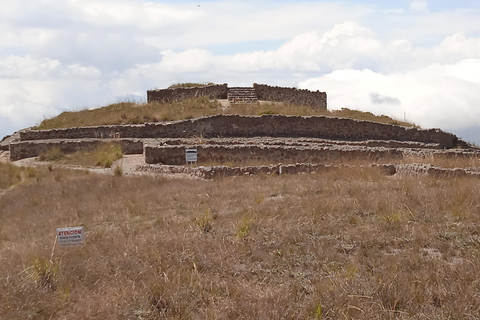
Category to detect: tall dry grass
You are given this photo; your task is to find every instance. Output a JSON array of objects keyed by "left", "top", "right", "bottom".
[
  {"left": 0, "top": 162, "right": 23, "bottom": 189},
  {"left": 0, "top": 163, "right": 40, "bottom": 190},
  {"left": 36, "top": 98, "right": 414, "bottom": 130},
  {"left": 38, "top": 143, "right": 124, "bottom": 168},
  {"left": 1, "top": 163, "right": 480, "bottom": 319}
]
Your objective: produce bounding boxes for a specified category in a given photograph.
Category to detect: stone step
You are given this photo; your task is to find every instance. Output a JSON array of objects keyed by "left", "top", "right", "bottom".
[
  {"left": 228, "top": 93, "right": 257, "bottom": 97},
  {"left": 228, "top": 97, "right": 258, "bottom": 102},
  {"left": 227, "top": 87, "right": 258, "bottom": 104},
  {"left": 227, "top": 95, "right": 257, "bottom": 99}
]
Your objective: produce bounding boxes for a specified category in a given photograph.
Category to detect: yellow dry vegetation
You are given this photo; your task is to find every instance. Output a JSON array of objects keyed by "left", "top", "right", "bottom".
[
  {"left": 36, "top": 98, "right": 415, "bottom": 130},
  {"left": 1, "top": 161, "right": 480, "bottom": 319}
]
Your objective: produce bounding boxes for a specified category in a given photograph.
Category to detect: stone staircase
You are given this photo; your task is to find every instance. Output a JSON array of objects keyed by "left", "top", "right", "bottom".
[{"left": 227, "top": 87, "right": 258, "bottom": 104}]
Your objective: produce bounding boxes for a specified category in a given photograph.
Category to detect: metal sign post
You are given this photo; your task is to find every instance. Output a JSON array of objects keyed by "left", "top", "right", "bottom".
[{"left": 186, "top": 149, "right": 198, "bottom": 165}]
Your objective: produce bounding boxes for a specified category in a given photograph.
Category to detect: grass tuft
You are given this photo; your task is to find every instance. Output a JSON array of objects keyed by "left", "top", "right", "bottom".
[
  {"left": 113, "top": 165, "right": 123, "bottom": 176},
  {"left": 0, "top": 162, "right": 22, "bottom": 189},
  {"left": 26, "top": 258, "right": 60, "bottom": 291},
  {"left": 167, "top": 82, "right": 215, "bottom": 89},
  {"left": 93, "top": 144, "right": 123, "bottom": 168},
  {"left": 38, "top": 147, "right": 65, "bottom": 161}
]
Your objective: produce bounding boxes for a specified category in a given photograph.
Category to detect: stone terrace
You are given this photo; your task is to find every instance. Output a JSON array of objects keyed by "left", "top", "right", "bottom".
[{"left": 3, "top": 114, "right": 479, "bottom": 178}]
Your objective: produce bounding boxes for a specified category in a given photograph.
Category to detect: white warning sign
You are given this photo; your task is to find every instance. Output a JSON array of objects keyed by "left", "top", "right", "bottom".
[
  {"left": 57, "top": 226, "right": 85, "bottom": 247},
  {"left": 186, "top": 149, "right": 198, "bottom": 164}
]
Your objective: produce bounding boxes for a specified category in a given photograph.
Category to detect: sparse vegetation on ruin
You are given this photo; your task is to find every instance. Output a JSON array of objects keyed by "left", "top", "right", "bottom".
[
  {"left": 36, "top": 98, "right": 414, "bottom": 130},
  {"left": 167, "top": 82, "right": 215, "bottom": 89},
  {"left": 38, "top": 143, "right": 123, "bottom": 168},
  {"left": 1, "top": 162, "right": 480, "bottom": 319}
]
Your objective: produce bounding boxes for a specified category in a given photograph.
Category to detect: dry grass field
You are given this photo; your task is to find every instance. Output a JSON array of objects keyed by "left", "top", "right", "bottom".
[
  {"left": 35, "top": 98, "right": 414, "bottom": 130},
  {"left": 1, "top": 162, "right": 480, "bottom": 319}
]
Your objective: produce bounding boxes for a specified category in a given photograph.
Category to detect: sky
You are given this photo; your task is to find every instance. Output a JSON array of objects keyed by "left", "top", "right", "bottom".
[{"left": 1, "top": 0, "right": 480, "bottom": 144}]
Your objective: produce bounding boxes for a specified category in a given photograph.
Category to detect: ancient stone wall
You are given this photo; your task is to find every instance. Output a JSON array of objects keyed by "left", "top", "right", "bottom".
[
  {"left": 147, "top": 84, "right": 229, "bottom": 103},
  {"left": 144, "top": 144, "right": 404, "bottom": 165},
  {"left": 144, "top": 137, "right": 443, "bottom": 150},
  {"left": 253, "top": 83, "right": 327, "bottom": 109},
  {"left": 137, "top": 163, "right": 333, "bottom": 179},
  {"left": 9, "top": 139, "right": 143, "bottom": 161},
  {"left": 20, "top": 115, "right": 460, "bottom": 149},
  {"left": 137, "top": 162, "right": 480, "bottom": 180}
]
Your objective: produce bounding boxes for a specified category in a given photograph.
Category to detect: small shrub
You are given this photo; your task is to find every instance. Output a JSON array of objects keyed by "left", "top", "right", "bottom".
[
  {"left": 314, "top": 303, "right": 323, "bottom": 319},
  {"left": 26, "top": 167, "right": 36, "bottom": 178},
  {"left": 94, "top": 143, "right": 123, "bottom": 168},
  {"left": 113, "top": 165, "right": 123, "bottom": 176},
  {"left": 26, "top": 258, "right": 60, "bottom": 291},
  {"left": 235, "top": 217, "right": 252, "bottom": 238},
  {"left": 195, "top": 209, "right": 213, "bottom": 233}
]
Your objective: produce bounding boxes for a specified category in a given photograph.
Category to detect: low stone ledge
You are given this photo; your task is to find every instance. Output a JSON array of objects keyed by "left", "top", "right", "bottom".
[
  {"left": 19, "top": 114, "right": 462, "bottom": 149},
  {"left": 10, "top": 139, "right": 143, "bottom": 161},
  {"left": 136, "top": 163, "right": 334, "bottom": 179},
  {"left": 145, "top": 137, "right": 443, "bottom": 150},
  {"left": 375, "top": 163, "right": 480, "bottom": 178},
  {"left": 404, "top": 149, "right": 480, "bottom": 159},
  {"left": 144, "top": 144, "right": 404, "bottom": 165},
  {"left": 137, "top": 162, "right": 480, "bottom": 180},
  {"left": 1, "top": 130, "right": 23, "bottom": 151}
]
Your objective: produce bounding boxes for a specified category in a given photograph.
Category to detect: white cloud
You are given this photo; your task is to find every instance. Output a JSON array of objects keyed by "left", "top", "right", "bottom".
[
  {"left": 1, "top": 0, "right": 480, "bottom": 143},
  {"left": 0, "top": 56, "right": 60, "bottom": 78},
  {"left": 0, "top": 55, "right": 101, "bottom": 79},
  {"left": 370, "top": 92, "right": 401, "bottom": 105},
  {"left": 299, "top": 59, "right": 480, "bottom": 131},
  {"left": 410, "top": 0, "right": 428, "bottom": 12}
]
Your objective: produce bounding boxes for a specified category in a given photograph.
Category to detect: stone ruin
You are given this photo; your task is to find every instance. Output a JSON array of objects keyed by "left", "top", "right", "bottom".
[
  {"left": 2, "top": 111, "right": 479, "bottom": 179},
  {"left": 147, "top": 83, "right": 327, "bottom": 109},
  {"left": 1, "top": 83, "right": 478, "bottom": 178}
]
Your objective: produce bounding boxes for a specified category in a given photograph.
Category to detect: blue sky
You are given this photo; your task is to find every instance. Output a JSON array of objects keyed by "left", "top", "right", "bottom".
[{"left": 1, "top": 0, "right": 480, "bottom": 144}]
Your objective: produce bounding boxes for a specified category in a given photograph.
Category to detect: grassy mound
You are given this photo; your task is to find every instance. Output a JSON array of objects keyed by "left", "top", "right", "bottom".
[{"left": 36, "top": 98, "right": 415, "bottom": 130}]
